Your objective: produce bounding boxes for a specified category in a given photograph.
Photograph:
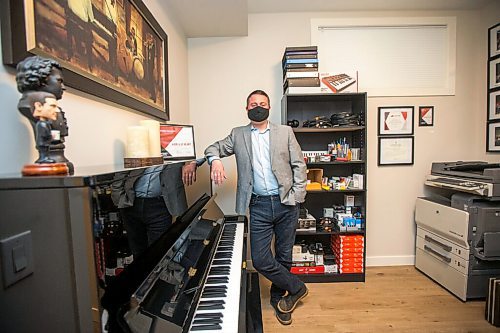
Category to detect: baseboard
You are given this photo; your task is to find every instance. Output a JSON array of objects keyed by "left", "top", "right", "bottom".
[{"left": 366, "top": 255, "right": 415, "bottom": 267}]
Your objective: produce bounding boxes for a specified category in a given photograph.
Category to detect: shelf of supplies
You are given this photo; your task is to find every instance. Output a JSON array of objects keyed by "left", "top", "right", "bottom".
[
  {"left": 306, "top": 189, "right": 365, "bottom": 193},
  {"left": 295, "top": 229, "right": 365, "bottom": 236},
  {"left": 293, "top": 126, "right": 365, "bottom": 133},
  {"left": 306, "top": 161, "right": 365, "bottom": 165},
  {"left": 294, "top": 272, "right": 365, "bottom": 283}
]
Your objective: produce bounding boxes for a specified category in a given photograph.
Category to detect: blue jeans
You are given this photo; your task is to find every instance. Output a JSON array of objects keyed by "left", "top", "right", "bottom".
[
  {"left": 120, "top": 197, "right": 172, "bottom": 258},
  {"left": 249, "top": 194, "right": 304, "bottom": 305}
]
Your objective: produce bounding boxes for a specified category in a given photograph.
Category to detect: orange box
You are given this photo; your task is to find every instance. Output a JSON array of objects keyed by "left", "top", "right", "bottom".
[
  {"left": 338, "top": 262, "right": 364, "bottom": 269},
  {"left": 333, "top": 250, "right": 364, "bottom": 259},
  {"left": 339, "top": 266, "right": 364, "bottom": 274},
  {"left": 338, "top": 257, "right": 364, "bottom": 264}
]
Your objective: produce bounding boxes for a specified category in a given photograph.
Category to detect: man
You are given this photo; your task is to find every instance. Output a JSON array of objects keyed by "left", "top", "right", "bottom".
[
  {"left": 30, "top": 91, "right": 58, "bottom": 163},
  {"left": 66, "top": 0, "right": 95, "bottom": 71},
  {"left": 204, "top": 90, "right": 308, "bottom": 325},
  {"left": 111, "top": 159, "right": 204, "bottom": 258}
]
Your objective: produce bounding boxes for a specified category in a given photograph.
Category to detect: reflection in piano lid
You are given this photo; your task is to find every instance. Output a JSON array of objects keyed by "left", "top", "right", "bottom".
[{"left": 101, "top": 194, "right": 248, "bottom": 333}]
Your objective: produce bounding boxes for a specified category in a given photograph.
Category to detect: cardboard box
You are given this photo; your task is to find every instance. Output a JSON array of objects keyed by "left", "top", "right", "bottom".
[
  {"left": 306, "top": 168, "right": 323, "bottom": 191},
  {"left": 344, "top": 195, "right": 355, "bottom": 207}
]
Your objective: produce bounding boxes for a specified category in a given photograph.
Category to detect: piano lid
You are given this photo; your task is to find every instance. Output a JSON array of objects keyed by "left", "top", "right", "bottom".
[
  {"left": 431, "top": 161, "right": 500, "bottom": 183},
  {"left": 101, "top": 193, "right": 223, "bottom": 314}
]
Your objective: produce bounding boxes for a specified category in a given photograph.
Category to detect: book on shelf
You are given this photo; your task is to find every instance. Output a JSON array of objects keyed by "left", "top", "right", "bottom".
[
  {"left": 283, "top": 53, "right": 318, "bottom": 60},
  {"left": 285, "top": 45, "right": 318, "bottom": 53},
  {"left": 283, "top": 63, "right": 318, "bottom": 70},
  {"left": 284, "top": 71, "right": 319, "bottom": 79},
  {"left": 284, "top": 77, "right": 320, "bottom": 88},
  {"left": 285, "top": 86, "right": 322, "bottom": 94},
  {"left": 284, "top": 58, "right": 319, "bottom": 65},
  {"left": 283, "top": 67, "right": 320, "bottom": 74}
]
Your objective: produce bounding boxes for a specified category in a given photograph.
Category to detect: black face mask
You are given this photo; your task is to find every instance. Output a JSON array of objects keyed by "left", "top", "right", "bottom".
[{"left": 248, "top": 106, "right": 269, "bottom": 122}]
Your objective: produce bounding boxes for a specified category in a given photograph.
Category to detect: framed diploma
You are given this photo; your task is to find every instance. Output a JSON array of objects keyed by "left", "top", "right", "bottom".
[
  {"left": 378, "top": 106, "right": 414, "bottom": 135},
  {"left": 378, "top": 136, "right": 414, "bottom": 166},
  {"left": 419, "top": 106, "right": 434, "bottom": 126},
  {"left": 159, "top": 124, "right": 196, "bottom": 160}
]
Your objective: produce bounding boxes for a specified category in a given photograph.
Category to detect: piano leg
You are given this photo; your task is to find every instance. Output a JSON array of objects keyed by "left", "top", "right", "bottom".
[{"left": 246, "top": 272, "right": 263, "bottom": 333}]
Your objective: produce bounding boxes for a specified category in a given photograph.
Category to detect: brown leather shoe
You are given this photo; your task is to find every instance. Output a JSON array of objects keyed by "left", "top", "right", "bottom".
[{"left": 277, "top": 285, "right": 308, "bottom": 313}]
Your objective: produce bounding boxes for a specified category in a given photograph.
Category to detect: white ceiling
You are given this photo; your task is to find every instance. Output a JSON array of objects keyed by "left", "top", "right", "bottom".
[{"left": 161, "top": 0, "right": 496, "bottom": 38}]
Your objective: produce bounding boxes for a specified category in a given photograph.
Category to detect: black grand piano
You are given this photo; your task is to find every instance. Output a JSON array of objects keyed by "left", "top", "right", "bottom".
[{"left": 101, "top": 193, "right": 261, "bottom": 333}]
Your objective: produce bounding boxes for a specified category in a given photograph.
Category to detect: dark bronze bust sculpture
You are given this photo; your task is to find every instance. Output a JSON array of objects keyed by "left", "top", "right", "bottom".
[{"left": 16, "top": 56, "right": 73, "bottom": 173}]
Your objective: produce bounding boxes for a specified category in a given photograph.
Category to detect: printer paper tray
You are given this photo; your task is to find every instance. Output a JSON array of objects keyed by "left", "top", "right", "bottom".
[
  {"left": 415, "top": 247, "right": 467, "bottom": 301},
  {"left": 415, "top": 198, "right": 469, "bottom": 248}
]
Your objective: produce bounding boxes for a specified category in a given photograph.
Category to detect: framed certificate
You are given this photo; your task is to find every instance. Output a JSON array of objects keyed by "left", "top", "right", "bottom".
[
  {"left": 159, "top": 124, "right": 196, "bottom": 160},
  {"left": 378, "top": 136, "right": 414, "bottom": 166},
  {"left": 378, "top": 106, "right": 414, "bottom": 135}
]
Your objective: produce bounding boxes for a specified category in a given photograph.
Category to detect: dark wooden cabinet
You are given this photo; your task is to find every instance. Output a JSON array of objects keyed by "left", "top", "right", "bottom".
[{"left": 282, "top": 92, "right": 367, "bottom": 283}]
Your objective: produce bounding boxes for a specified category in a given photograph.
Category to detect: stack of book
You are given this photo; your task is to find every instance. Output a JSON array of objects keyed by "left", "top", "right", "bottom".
[{"left": 282, "top": 46, "right": 320, "bottom": 94}]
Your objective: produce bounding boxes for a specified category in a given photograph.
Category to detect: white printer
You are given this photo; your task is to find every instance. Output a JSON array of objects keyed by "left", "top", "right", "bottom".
[{"left": 416, "top": 161, "right": 500, "bottom": 301}]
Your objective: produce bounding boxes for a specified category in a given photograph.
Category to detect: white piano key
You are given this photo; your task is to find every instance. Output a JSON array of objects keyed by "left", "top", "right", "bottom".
[{"left": 189, "top": 222, "right": 244, "bottom": 333}]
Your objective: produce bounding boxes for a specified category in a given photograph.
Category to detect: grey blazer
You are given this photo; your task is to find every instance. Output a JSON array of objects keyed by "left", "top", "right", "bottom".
[
  {"left": 111, "top": 163, "right": 187, "bottom": 216},
  {"left": 205, "top": 121, "right": 307, "bottom": 215}
]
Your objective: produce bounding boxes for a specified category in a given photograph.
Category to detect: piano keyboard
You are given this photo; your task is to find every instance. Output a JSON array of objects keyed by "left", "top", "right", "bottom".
[
  {"left": 189, "top": 222, "right": 245, "bottom": 332},
  {"left": 321, "top": 73, "right": 356, "bottom": 93}
]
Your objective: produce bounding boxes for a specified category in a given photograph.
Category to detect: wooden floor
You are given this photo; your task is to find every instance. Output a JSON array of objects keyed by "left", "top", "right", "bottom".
[{"left": 259, "top": 266, "right": 498, "bottom": 333}]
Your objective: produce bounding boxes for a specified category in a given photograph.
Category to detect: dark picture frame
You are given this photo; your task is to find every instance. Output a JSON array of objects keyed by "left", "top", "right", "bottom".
[
  {"left": 1, "top": 0, "right": 169, "bottom": 120},
  {"left": 489, "top": 23, "right": 500, "bottom": 59},
  {"left": 378, "top": 136, "right": 414, "bottom": 166},
  {"left": 377, "top": 106, "right": 414, "bottom": 136},
  {"left": 487, "top": 121, "right": 500, "bottom": 153},
  {"left": 418, "top": 106, "right": 434, "bottom": 127},
  {"left": 488, "top": 88, "right": 500, "bottom": 122},
  {"left": 489, "top": 55, "right": 500, "bottom": 90}
]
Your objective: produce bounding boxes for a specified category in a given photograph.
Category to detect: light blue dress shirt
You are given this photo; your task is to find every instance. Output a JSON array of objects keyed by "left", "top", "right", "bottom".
[
  {"left": 250, "top": 125, "right": 279, "bottom": 196},
  {"left": 134, "top": 165, "right": 163, "bottom": 198}
]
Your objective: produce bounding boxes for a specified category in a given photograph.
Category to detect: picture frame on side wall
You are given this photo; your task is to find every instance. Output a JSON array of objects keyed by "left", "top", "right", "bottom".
[
  {"left": 487, "top": 122, "right": 500, "bottom": 152},
  {"left": 1, "top": 0, "right": 169, "bottom": 120},
  {"left": 489, "top": 23, "right": 500, "bottom": 59},
  {"left": 488, "top": 88, "right": 500, "bottom": 121},
  {"left": 378, "top": 136, "right": 414, "bottom": 166},
  {"left": 489, "top": 56, "right": 500, "bottom": 90},
  {"left": 378, "top": 106, "right": 414, "bottom": 135},
  {"left": 418, "top": 106, "right": 434, "bottom": 126}
]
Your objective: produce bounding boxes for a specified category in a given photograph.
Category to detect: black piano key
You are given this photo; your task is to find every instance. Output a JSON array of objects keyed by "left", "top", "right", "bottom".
[
  {"left": 216, "top": 246, "right": 233, "bottom": 251},
  {"left": 194, "top": 313, "right": 222, "bottom": 319},
  {"left": 203, "top": 286, "right": 227, "bottom": 293},
  {"left": 214, "top": 252, "right": 232, "bottom": 259},
  {"left": 190, "top": 324, "right": 222, "bottom": 331},
  {"left": 199, "top": 299, "right": 225, "bottom": 303},
  {"left": 206, "top": 277, "right": 229, "bottom": 284},
  {"left": 192, "top": 318, "right": 223, "bottom": 325},
  {"left": 197, "top": 304, "right": 225, "bottom": 310},
  {"left": 201, "top": 292, "right": 226, "bottom": 298},
  {"left": 211, "top": 259, "right": 231, "bottom": 266}
]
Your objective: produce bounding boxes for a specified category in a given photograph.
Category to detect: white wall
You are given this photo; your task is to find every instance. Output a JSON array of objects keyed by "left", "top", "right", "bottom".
[
  {"left": 188, "top": 6, "right": 500, "bottom": 266},
  {"left": 0, "top": 0, "right": 190, "bottom": 173}
]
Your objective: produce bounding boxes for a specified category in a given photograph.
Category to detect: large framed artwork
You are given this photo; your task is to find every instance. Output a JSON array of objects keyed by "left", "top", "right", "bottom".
[{"left": 1, "top": 0, "right": 169, "bottom": 120}]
